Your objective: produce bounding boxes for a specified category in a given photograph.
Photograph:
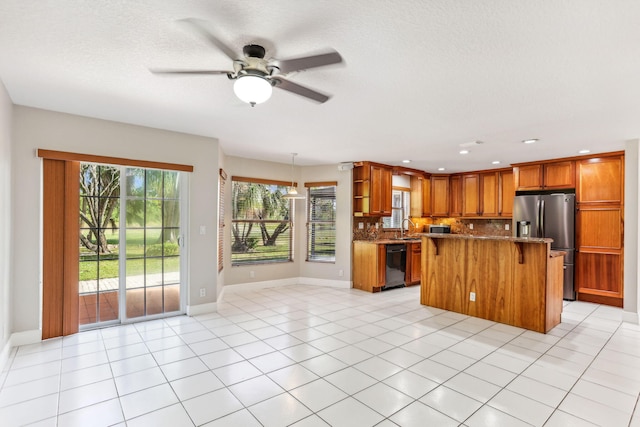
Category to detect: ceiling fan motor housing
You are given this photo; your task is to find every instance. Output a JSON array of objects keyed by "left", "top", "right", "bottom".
[{"left": 243, "top": 44, "right": 266, "bottom": 59}]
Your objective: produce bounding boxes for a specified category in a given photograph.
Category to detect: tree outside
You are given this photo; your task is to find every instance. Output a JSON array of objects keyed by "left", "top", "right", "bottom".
[{"left": 232, "top": 180, "right": 292, "bottom": 263}]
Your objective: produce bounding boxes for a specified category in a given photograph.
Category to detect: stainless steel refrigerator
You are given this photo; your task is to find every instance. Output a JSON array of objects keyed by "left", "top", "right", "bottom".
[{"left": 513, "top": 193, "right": 576, "bottom": 300}]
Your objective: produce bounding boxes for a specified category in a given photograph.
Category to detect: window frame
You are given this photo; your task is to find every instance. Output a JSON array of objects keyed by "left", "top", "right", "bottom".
[
  {"left": 305, "top": 181, "right": 337, "bottom": 263},
  {"left": 382, "top": 186, "right": 411, "bottom": 229},
  {"left": 231, "top": 176, "right": 295, "bottom": 266}
]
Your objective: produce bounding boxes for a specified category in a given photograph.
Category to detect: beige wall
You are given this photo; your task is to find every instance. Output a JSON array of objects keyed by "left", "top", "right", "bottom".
[
  {"left": 11, "top": 107, "right": 220, "bottom": 333},
  {"left": 221, "top": 157, "right": 352, "bottom": 288},
  {"left": 0, "top": 80, "right": 12, "bottom": 357}
]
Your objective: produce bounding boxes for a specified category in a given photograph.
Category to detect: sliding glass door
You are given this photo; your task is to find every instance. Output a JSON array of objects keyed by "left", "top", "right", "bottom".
[
  {"left": 79, "top": 164, "right": 187, "bottom": 329},
  {"left": 124, "top": 168, "right": 183, "bottom": 320}
]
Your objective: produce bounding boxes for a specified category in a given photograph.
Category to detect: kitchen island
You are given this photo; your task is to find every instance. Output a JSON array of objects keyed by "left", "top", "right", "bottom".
[{"left": 420, "top": 233, "right": 564, "bottom": 333}]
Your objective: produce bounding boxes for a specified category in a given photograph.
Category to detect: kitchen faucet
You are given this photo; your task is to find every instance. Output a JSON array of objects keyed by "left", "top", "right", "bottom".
[{"left": 401, "top": 218, "right": 416, "bottom": 238}]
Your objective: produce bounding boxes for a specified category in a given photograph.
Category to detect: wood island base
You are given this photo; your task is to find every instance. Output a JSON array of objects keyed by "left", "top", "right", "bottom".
[{"left": 420, "top": 234, "right": 564, "bottom": 333}]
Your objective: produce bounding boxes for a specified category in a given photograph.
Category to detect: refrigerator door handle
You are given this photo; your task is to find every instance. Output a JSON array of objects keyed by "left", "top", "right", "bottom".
[
  {"left": 540, "top": 199, "right": 545, "bottom": 237},
  {"left": 535, "top": 199, "right": 541, "bottom": 237}
]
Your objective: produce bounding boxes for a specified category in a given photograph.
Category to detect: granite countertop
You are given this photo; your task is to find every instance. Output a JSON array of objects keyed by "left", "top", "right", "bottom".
[
  {"left": 419, "top": 233, "right": 553, "bottom": 244},
  {"left": 355, "top": 237, "right": 422, "bottom": 244}
]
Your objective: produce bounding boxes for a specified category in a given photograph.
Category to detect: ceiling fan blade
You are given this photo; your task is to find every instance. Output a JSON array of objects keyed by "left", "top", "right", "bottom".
[
  {"left": 178, "top": 18, "right": 238, "bottom": 61},
  {"left": 274, "top": 51, "right": 342, "bottom": 74},
  {"left": 271, "top": 77, "right": 330, "bottom": 103},
  {"left": 150, "top": 69, "right": 232, "bottom": 76}
]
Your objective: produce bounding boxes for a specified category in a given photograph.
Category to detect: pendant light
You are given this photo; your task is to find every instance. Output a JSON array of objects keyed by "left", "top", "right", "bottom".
[{"left": 283, "top": 153, "right": 306, "bottom": 200}]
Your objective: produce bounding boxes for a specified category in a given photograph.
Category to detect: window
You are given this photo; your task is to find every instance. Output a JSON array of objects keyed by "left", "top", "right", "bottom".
[
  {"left": 383, "top": 189, "right": 411, "bottom": 229},
  {"left": 218, "top": 169, "right": 227, "bottom": 272},
  {"left": 306, "top": 182, "right": 337, "bottom": 262},
  {"left": 231, "top": 177, "right": 293, "bottom": 265}
]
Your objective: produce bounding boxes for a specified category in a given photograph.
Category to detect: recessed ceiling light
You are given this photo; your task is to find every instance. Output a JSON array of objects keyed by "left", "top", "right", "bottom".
[
  {"left": 459, "top": 150, "right": 469, "bottom": 155},
  {"left": 438, "top": 167, "right": 445, "bottom": 171},
  {"left": 522, "top": 138, "right": 538, "bottom": 144},
  {"left": 402, "top": 160, "right": 411, "bottom": 164},
  {"left": 578, "top": 149, "right": 591, "bottom": 154},
  {"left": 492, "top": 160, "right": 501, "bottom": 165},
  {"left": 460, "top": 140, "right": 484, "bottom": 148}
]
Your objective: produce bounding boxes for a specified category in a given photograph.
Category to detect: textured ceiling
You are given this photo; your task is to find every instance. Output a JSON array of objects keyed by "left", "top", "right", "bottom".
[{"left": 1, "top": 1, "right": 639, "bottom": 172}]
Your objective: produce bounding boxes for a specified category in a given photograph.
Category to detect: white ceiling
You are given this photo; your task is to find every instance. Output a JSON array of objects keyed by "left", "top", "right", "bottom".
[{"left": 1, "top": 1, "right": 639, "bottom": 172}]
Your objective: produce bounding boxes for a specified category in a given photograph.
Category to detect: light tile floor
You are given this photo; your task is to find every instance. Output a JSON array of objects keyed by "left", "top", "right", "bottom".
[{"left": 2, "top": 284, "right": 640, "bottom": 426}]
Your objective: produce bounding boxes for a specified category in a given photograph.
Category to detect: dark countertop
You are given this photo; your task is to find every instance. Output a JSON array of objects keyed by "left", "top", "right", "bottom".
[
  {"left": 354, "top": 238, "right": 422, "bottom": 245},
  {"left": 419, "top": 233, "right": 553, "bottom": 244}
]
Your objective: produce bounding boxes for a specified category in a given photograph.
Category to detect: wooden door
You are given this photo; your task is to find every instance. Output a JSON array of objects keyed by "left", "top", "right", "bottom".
[
  {"left": 422, "top": 176, "right": 431, "bottom": 217},
  {"left": 499, "top": 169, "right": 514, "bottom": 217},
  {"left": 544, "top": 161, "right": 575, "bottom": 189},
  {"left": 371, "top": 165, "right": 392, "bottom": 215},
  {"left": 514, "top": 164, "right": 543, "bottom": 191},
  {"left": 449, "top": 175, "right": 462, "bottom": 217},
  {"left": 410, "top": 243, "right": 421, "bottom": 285},
  {"left": 577, "top": 156, "right": 624, "bottom": 205},
  {"left": 462, "top": 174, "right": 480, "bottom": 217},
  {"left": 431, "top": 176, "right": 450, "bottom": 217},
  {"left": 480, "top": 172, "right": 499, "bottom": 217},
  {"left": 575, "top": 206, "right": 623, "bottom": 305}
]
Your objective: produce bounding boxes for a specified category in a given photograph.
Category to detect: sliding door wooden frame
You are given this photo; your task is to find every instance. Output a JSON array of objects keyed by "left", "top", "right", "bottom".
[{"left": 37, "top": 149, "right": 194, "bottom": 172}]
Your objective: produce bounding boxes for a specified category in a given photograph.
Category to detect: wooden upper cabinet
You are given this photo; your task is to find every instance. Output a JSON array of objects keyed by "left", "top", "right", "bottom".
[
  {"left": 544, "top": 161, "right": 575, "bottom": 189},
  {"left": 462, "top": 174, "right": 480, "bottom": 216},
  {"left": 514, "top": 164, "right": 543, "bottom": 190},
  {"left": 422, "top": 176, "right": 432, "bottom": 217},
  {"left": 409, "top": 175, "right": 423, "bottom": 218},
  {"left": 353, "top": 162, "right": 392, "bottom": 216},
  {"left": 480, "top": 172, "right": 499, "bottom": 217},
  {"left": 514, "top": 160, "right": 576, "bottom": 191},
  {"left": 370, "top": 164, "right": 392, "bottom": 215},
  {"left": 577, "top": 156, "right": 624, "bottom": 205},
  {"left": 448, "top": 175, "right": 462, "bottom": 217},
  {"left": 431, "top": 175, "right": 450, "bottom": 217},
  {"left": 499, "top": 169, "right": 515, "bottom": 217}
]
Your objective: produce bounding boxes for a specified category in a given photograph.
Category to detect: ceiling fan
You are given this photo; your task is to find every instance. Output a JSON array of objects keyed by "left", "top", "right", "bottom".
[{"left": 150, "top": 18, "right": 343, "bottom": 106}]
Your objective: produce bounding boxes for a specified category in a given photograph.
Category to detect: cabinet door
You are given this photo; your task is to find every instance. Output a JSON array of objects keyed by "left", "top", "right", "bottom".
[
  {"left": 575, "top": 206, "right": 623, "bottom": 304},
  {"left": 371, "top": 165, "right": 393, "bottom": 215},
  {"left": 462, "top": 174, "right": 480, "bottom": 216},
  {"left": 577, "top": 156, "right": 623, "bottom": 205},
  {"left": 544, "top": 161, "right": 575, "bottom": 189},
  {"left": 499, "top": 169, "right": 514, "bottom": 217},
  {"left": 480, "top": 172, "right": 499, "bottom": 216},
  {"left": 409, "top": 243, "right": 421, "bottom": 285},
  {"left": 377, "top": 244, "right": 386, "bottom": 288},
  {"left": 514, "top": 164, "right": 543, "bottom": 191},
  {"left": 410, "top": 176, "right": 423, "bottom": 218},
  {"left": 449, "top": 175, "right": 462, "bottom": 217},
  {"left": 422, "top": 176, "right": 432, "bottom": 217},
  {"left": 431, "top": 176, "right": 450, "bottom": 217}
]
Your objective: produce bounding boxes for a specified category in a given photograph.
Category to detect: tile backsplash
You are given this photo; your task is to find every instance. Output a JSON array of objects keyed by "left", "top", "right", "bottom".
[{"left": 353, "top": 217, "right": 512, "bottom": 240}]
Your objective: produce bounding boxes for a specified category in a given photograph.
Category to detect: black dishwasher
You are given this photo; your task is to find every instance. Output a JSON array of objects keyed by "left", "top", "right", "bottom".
[{"left": 383, "top": 244, "right": 406, "bottom": 291}]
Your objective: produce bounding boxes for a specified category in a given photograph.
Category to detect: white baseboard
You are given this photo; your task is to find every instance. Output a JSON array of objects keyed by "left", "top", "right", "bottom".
[
  {"left": 297, "top": 277, "right": 352, "bottom": 289},
  {"left": 218, "top": 277, "right": 353, "bottom": 302},
  {"left": 0, "top": 329, "right": 41, "bottom": 373},
  {"left": 186, "top": 302, "right": 217, "bottom": 317},
  {"left": 622, "top": 310, "right": 639, "bottom": 324}
]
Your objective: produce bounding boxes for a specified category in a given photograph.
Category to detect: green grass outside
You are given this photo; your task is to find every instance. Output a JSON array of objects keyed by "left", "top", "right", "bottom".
[{"left": 79, "top": 228, "right": 179, "bottom": 281}]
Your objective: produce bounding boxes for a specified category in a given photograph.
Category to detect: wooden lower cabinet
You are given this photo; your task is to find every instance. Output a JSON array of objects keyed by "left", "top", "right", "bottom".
[
  {"left": 406, "top": 242, "right": 421, "bottom": 285},
  {"left": 353, "top": 242, "right": 386, "bottom": 292},
  {"left": 575, "top": 205, "right": 624, "bottom": 306},
  {"left": 576, "top": 252, "right": 622, "bottom": 306}
]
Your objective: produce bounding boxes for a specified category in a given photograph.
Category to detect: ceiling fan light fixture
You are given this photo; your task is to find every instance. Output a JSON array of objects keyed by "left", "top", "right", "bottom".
[{"left": 233, "top": 75, "right": 273, "bottom": 106}]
